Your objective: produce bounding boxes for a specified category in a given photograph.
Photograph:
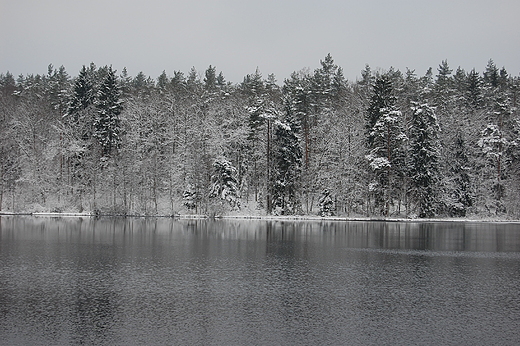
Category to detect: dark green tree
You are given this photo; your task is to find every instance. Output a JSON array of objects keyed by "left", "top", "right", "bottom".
[
  {"left": 94, "top": 66, "right": 123, "bottom": 157},
  {"left": 446, "top": 129, "right": 473, "bottom": 216},
  {"left": 272, "top": 115, "right": 302, "bottom": 215},
  {"left": 157, "top": 70, "right": 170, "bottom": 91},
  {"left": 366, "top": 74, "right": 406, "bottom": 216},
  {"left": 466, "top": 69, "right": 483, "bottom": 109},
  {"left": 66, "top": 65, "right": 95, "bottom": 125},
  {"left": 408, "top": 102, "right": 440, "bottom": 218},
  {"left": 209, "top": 156, "right": 240, "bottom": 209},
  {"left": 204, "top": 65, "right": 217, "bottom": 91}
]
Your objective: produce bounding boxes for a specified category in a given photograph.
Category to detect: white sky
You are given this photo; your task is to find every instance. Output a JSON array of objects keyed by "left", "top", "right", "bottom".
[{"left": 1, "top": 0, "right": 519, "bottom": 83}]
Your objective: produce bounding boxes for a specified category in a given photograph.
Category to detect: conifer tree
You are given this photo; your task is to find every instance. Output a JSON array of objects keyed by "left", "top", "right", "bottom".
[
  {"left": 204, "top": 65, "right": 217, "bottom": 91},
  {"left": 408, "top": 102, "right": 440, "bottom": 217},
  {"left": 366, "top": 75, "right": 395, "bottom": 146},
  {"left": 94, "top": 66, "right": 123, "bottom": 157},
  {"left": 434, "top": 60, "right": 454, "bottom": 112},
  {"left": 483, "top": 59, "right": 499, "bottom": 89},
  {"left": 157, "top": 70, "right": 169, "bottom": 91},
  {"left": 318, "top": 189, "right": 334, "bottom": 216},
  {"left": 466, "top": 69, "right": 483, "bottom": 109},
  {"left": 216, "top": 72, "right": 226, "bottom": 88},
  {"left": 366, "top": 74, "right": 406, "bottom": 215},
  {"left": 209, "top": 156, "right": 240, "bottom": 209},
  {"left": 66, "top": 65, "right": 95, "bottom": 125},
  {"left": 272, "top": 115, "right": 302, "bottom": 215},
  {"left": 446, "top": 129, "right": 473, "bottom": 216}
]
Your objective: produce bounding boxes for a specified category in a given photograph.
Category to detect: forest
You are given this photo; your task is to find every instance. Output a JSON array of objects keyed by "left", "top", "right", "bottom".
[{"left": 1, "top": 55, "right": 519, "bottom": 218}]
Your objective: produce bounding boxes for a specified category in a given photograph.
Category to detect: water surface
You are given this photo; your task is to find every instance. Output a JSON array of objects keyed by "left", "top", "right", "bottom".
[{"left": 1, "top": 217, "right": 519, "bottom": 345}]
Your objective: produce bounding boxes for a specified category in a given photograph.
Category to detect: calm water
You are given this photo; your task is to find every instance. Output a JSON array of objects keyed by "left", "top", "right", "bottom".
[{"left": 1, "top": 217, "right": 520, "bottom": 345}]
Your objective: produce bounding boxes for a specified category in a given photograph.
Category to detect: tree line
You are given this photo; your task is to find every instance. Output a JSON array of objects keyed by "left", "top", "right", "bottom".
[{"left": 1, "top": 55, "right": 519, "bottom": 218}]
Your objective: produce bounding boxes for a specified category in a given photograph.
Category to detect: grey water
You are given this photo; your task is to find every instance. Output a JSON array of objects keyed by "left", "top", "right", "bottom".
[{"left": 1, "top": 217, "right": 520, "bottom": 345}]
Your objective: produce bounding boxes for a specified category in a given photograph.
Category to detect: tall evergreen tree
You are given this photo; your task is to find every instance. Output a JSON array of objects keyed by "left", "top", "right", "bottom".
[
  {"left": 408, "top": 102, "right": 440, "bottom": 217},
  {"left": 157, "top": 70, "right": 169, "bottom": 91},
  {"left": 366, "top": 74, "right": 406, "bottom": 215},
  {"left": 434, "top": 60, "right": 454, "bottom": 112},
  {"left": 366, "top": 75, "right": 396, "bottom": 146},
  {"left": 466, "top": 69, "right": 483, "bottom": 109},
  {"left": 66, "top": 65, "right": 95, "bottom": 125},
  {"left": 204, "top": 65, "right": 217, "bottom": 91},
  {"left": 445, "top": 129, "right": 473, "bottom": 216},
  {"left": 94, "top": 66, "right": 123, "bottom": 157},
  {"left": 272, "top": 114, "right": 302, "bottom": 215},
  {"left": 209, "top": 156, "right": 240, "bottom": 209}
]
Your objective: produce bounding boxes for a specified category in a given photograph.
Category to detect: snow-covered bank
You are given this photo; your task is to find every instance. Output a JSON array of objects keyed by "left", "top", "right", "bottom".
[
  {"left": 1, "top": 211, "right": 519, "bottom": 224},
  {"left": 219, "top": 215, "right": 520, "bottom": 224}
]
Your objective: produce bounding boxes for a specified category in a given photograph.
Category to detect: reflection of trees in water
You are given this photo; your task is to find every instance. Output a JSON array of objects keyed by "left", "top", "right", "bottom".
[{"left": 72, "top": 247, "right": 120, "bottom": 344}]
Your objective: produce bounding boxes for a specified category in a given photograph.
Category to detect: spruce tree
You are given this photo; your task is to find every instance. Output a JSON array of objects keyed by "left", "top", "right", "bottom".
[
  {"left": 409, "top": 102, "right": 440, "bottom": 218},
  {"left": 366, "top": 75, "right": 395, "bottom": 146},
  {"left": 366, "top": 74, "right": 406, "bottom": 215},
  {"left": 318, "top": 189, "right": 334, "bottom": 216},
  {"left": 94, "top": 66, "right": 123, "bottom": 157},
  {"left": 209, "top": 156, "right": 240, "bottom": 209},
  {"left": 66, "top": 65, "right": 94, "bottom": 125},
  {"left": 466, "top": 69, "right": 483, "bottom": 109},
  {"left": 204, "top": 65, "right": 217, "bottom": 91},
  {"left": 157, "top": 70, "right": 169, "bottom": 91},
  {"left": 272, "top": 116, "right": 302, "bottom": 215},
  {"left": 446, "top": 129, "right": 473, "bottom": 216},
  {"left": 434, "top": 60, "right": 454, "bottom": 112}
]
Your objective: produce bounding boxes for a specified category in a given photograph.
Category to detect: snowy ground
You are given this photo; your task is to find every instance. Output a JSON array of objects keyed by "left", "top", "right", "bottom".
[{"left": 1, "top": 211, "right": 519, "bottom": 224}]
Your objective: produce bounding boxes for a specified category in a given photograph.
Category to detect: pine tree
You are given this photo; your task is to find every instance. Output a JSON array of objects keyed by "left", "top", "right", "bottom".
[
  {"left": 209, "top": 156, "right": 240, "bottom": 209},
  {"left": 483, "top": 59, "right": 499, "bottom": 89},
  {"left": 453, "top": 67, "right": 467, "bottom": 111},
  {"left": 366, "top": 74, "right": 406, "bottom": 216},
  {"left": 187, "top": 67, "right": 201, "bottom": 92},
  {"left": 216, "top": 72, "right": 226, "bottom": 88},
  {"left": 46, "top": 65, "right": 70, "bottom": 117},
  {"left": 171, "top": 70, "right": 186, "bottom": 92},
  {"left": 318, "top": 189, "right": 334, "bottom": 216},
  {"left": 204, "top": 65, "right": 217, "bottom": 91},
  {"left": 408, "top": 102, "right": 440, "bottom": 218},
  {"left": 94, "top": 66, "right": 123, "bottom": 157},
  {"left": 434, "top": 60, "right": 454, "bottom": 112},
  {"left": 477, "top": 123, "right": 509, "bottom": 204},
  {"left": 272, "top": 115, "right": 302, "bottom": 215},
  {"left": 366, "top": 75, "right": 395, "bottom": 146},
  {"left": 157, "top": 70, "right": 169, "bottom": 91},
  {"left": 66, "top": 65, "right": 95, "bottom": 125},
  {"left": 446, "top": 129, "right": 473, "bottom": 216},
  {"left": 466, "top": 69, "right": 483, "bottom": 109},
  {"left": 244, "top": 68, "right": 279, "bottom": 213},
  {"left": 313, "top": 53, "right": 338, "bottom": 112},
  {"left": 182, "top": 183, "right": 198, "bottom": 211}
]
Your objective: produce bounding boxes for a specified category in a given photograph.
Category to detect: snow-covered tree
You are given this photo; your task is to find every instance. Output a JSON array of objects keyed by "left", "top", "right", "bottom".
[
  {"left": 183, "top": 183, "right": 197, "bottom": 211},
  {"left": 318, "top": 189, "right": 334, "bottom": 216},
  {"left": 366, "top": 75, "right": 407, "bottom": 216},
  {"left": 209, "top": 156, "right": 240, "bottom": 209},
  {"left": 66, "top": 65, "right": 95, "bottom": 128},
  {"left": 408, "top": 102, "right": 440, "bottom": 218},
  {"left": 272, "top": 118, "right": 302, "bottom": 215},
  {"left": 444, "top": 129, "right": 474, "bottom": 216},
  {"left": 466, "top": 69, "right": 483, "bottom": 110},
  {"left": 94, "top": 66, "right": 123, "bottom": 157},
  {"left": 478, "top": 124, "right": 509, "bottom": 202},
  {"left": 204, "top": 65, "right": 217, "bottom": 91},
  {"left": 157, "top": 70, "right": 169, "bottom": 91}
]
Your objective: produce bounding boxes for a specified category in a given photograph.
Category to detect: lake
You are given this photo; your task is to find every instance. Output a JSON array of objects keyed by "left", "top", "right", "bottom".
[{"left": 1, "top": 216, "right": 520, "bottom": 345}]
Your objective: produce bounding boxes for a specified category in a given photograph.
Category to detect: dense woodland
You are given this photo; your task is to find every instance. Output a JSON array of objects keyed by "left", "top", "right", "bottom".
[{"left": 1, "top": 55, "right": 520, "bottom": 218}]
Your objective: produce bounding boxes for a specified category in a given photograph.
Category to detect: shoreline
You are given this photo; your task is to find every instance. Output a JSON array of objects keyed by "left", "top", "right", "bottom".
[{"left": 1, "top": 211, "right": 519, "bottom": 224}]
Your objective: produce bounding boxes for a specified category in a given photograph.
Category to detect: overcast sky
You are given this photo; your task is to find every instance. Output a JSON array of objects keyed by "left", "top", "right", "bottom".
[{"left": 1, "top": 0, "right": 519, "bottom": 83}]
